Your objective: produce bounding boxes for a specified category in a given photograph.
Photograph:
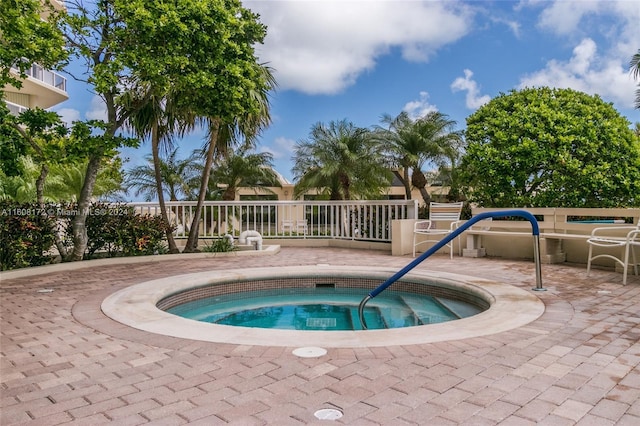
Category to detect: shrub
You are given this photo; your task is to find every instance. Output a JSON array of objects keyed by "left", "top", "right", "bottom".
[
  {"left": 0, "top": 201, "right": 57, "bottom": 270},
  {"left": 0, "top": 201, "right": 175, "bottom": 268},
  {"left": 202, "top": 237, "right": 237, "bottom": 253},
  {"left": 83, "top": 202, "right": 174, "bottom": 258}
]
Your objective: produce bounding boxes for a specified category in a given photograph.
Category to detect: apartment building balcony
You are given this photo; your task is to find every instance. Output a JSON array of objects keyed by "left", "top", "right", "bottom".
[{"left": 5, "top": 63, "right": 69, "bottom": 111}]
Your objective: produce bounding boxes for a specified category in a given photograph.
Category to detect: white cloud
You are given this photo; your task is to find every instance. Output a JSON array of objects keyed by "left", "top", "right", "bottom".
[
  {"left": 519, "top": 38, "right": 635, "bottom": 108},
  {"left": 536, "top": 1, "right": 600, "bottom": 36},
  {"left": 514, "top": 1, "right": 639, "bottom": 110},
  {"left": 403, "top": 92, "right": 438, "bottom": 119},
  {"left": 55, "top": 108, "right": 81, "bottom": 127},
  {"left": 534, "top": 0, "right": 640, "bottom": 58},
  {"left": 489, "top": 16, "right": 521, "bottom": 38},
  {"left": 248, "top": 1, "right": 473, "bottom": 94},
  {"left": 450, "top": 69, "right": 491, "bottom": 109},
  {"left": 85, "top": 95, "right": 108, "bottom": 121},
  {"left": 263, "top": 136, "right": 296, "bottom": 160}
]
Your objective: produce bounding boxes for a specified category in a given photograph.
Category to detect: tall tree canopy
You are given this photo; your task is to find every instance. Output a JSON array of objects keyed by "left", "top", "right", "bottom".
[
  {"left": 460, "top": 87, "right": 640, "bottom": 207},
  {"left": 1, "top": 0, "right": 68, "bottom": 179},
  {"left": 0, "top": 0, "right": 68, "bottom": 89},
  {"left": 59, "top": 0, "right": 271, "bottom": 259}
]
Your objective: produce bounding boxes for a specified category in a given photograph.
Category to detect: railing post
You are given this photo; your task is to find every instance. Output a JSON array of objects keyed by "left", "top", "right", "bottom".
[{"left": 532, "top": 234, "right": 546, "bottom": 291}]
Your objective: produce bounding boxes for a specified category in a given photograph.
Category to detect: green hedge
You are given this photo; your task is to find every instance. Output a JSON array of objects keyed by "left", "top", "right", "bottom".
[
  {"left": 0, "top": 201, "right": 174, "bottom": 270},
  {"left": 82, "top": 202, "right": 174, "bottom": 259},
  {"left": 0, "top": 202, "right": 57, "bottom": 270}
]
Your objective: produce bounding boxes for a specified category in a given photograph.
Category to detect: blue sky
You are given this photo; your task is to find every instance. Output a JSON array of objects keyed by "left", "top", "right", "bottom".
[{"left": 55, "top": 0, "right": 640, "bottom": 196}]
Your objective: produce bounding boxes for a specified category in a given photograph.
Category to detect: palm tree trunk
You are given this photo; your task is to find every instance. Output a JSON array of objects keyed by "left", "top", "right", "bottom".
[
  {"left": 402, "top": 168, "right": 411, "bottom": 200},
  {"left": 151, "top": 123, "right": 180, "bottom": 253},
  {"left": 411, "top": 168, "right": 432, "bottom": 205},
  {"left": 184, "top": 119, "right": 220, "bottom": 252},
  {"left": 339, "top": 172, "right": 351, "bottom": 200}
]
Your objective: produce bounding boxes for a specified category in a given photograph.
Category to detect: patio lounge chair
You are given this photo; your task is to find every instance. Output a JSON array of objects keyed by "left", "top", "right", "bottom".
[
  {"left": 413, "top": 202, "right": 464, "bottom": 259},
  {"left": 586, "top": 223, "right": 640, "bottom": 285}
]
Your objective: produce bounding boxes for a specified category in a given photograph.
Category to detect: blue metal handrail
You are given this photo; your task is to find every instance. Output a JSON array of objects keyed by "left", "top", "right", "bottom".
[{"left": 358, "top": 210, "right": 545, "bottom": 329}]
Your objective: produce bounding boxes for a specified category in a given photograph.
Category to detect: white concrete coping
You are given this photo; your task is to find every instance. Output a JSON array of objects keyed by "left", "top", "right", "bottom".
[{"left": 101, "top": 265, "right": 545, "bottom": 348}]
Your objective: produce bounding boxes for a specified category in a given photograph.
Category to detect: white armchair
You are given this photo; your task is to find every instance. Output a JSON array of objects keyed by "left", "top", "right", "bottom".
[
  {"left": 413, "top": 202, "right": 463, "bottom": 259},
  {"left": 586, "top": 224, "right": 640, "bottom": 285}
]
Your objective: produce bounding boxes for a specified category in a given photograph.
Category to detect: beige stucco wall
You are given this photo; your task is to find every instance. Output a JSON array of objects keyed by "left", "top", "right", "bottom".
[{"left": 392, "top": 207, "right": 640, "bottom": 271}]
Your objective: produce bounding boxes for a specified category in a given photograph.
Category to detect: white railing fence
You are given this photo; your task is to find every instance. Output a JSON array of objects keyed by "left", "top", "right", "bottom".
[
  {"left": 129, "top": 200, "right": 419, "bottom": 243},
  {"left": 12, "top": 63, "right": 67, "bottom": 91},
  {"left": 26, "top": 63, "right": 67, "bottom": 91}
]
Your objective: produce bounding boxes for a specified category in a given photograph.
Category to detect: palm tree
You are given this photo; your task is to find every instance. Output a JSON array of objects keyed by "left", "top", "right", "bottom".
[
  {"left": 0, "top": 157, "right": 39, "bottom": 203},
  {"left": 631, "top": 49, "right": 640, "bottom": 109},
  {"left": 0, "top": 156, "right": 123, "bottom": 202},
  {"left": 46, "top": 159, "right": 124, "bottom": 202},
  {"left": 183, "top": 64, "right": 276, "bottom": 252},
  {"left": 292, "top": 119, "right": 392, "bottom": 200},
  {"left": 207, "top": 145, "right": 281, "bottom": 201},
  {"left": 375, "top": 111, "right": 462, "bottom": 205},
  {"left": 374, "top": 111, "right": 426, "bottom": 200},
  {"left": 125, "top": 148, "right": 199, "bottom": 202},
  {"left": 119, "top": 83, "right": 195, "bottom": 253},
  {"left": 434, "top": 134, "right": 466, "bottom": 201}
]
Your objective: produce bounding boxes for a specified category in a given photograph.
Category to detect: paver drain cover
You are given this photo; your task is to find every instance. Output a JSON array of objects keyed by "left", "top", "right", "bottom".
[
  {"left": 314, "top": 408, "right": 343, "bottom": 420},
  {"left": 292, "top": 347, "right": 327, "bottom": 358}
]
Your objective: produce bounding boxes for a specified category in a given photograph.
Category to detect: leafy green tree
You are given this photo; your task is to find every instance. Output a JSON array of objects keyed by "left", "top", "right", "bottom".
[
  {"left": 0, "top": 1, "right": 68, "bottom": 186},
  {"left": 0, "top": 157, "right": 40, "bottom": 203},
  {"left": 110, "top": 0, "right": 273, "bottom": 252},
  {"left": 375, "top": 111, "right": 463, "bottom": 204},
  {"left": 125, "top": 147, "right": 198, "bottom": 202},
  {"left": 435, "top": 133, "right": 466, "bottom": 201},
  {"left": 460, "top": 87, "right": 640, "bottom": 207},
  {"left": 0, "top": 0, "right": 68, "bottom": 89},
  {"left": 1, "top": 157, "right": 118, "bottom": 203},
  {"left": 293, "top": 119, "right": 392, "bottom": 200},
  {"left": 61, "top": 0, "right": 271, "bottom": 258},
  {"left": 2, "top": 108, "right": 68, "bottom": 204},
  {"left": 45, "top": 159, "right": 125, "bottom": 202},
  {"left": 0, "top": 103, "right": 27, "bottom": 176},
  {"left": 374, "top": 112, "right": 420, "bottom": 200}
]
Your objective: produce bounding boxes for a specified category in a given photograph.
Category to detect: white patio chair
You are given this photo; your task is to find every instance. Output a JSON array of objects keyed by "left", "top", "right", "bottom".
[
  {"left": 586, "top": 223, "right": 640, "bottom": 285},
  {"left": 281, "top": 219, "right": 294, "bottom": 234},
  {"left": 413, "top": 202, "right": 464, "bottom": 259},
  {"left": 296, "top": 219, "right": 308, "bottom": 235}
]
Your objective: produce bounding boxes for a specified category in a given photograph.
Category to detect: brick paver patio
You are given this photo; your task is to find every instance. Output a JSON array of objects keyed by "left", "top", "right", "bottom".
[{"left": 1, "top": 247, "right": 639, "bottom": 425}]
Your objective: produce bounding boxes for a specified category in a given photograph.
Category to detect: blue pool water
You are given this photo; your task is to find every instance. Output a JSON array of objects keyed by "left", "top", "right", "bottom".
[{"left": 167, "top": 288, "right": 483, "bottom": 331}]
